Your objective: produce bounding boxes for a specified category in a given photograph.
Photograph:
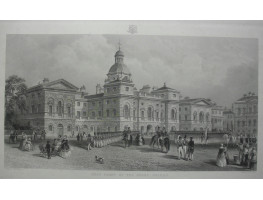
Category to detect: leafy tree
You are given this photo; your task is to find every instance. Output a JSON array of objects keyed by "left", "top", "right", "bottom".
[{"left": 5, "top": 75, "right": 27, "bottom": 129}]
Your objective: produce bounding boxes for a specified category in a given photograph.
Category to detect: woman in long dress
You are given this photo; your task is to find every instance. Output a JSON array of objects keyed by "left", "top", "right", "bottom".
[
  {"left": 19, "top": 132, "right": 27, "bottom": 150},
  {"left": 216, "top": 144, "right": 227, "bottom": 167}
]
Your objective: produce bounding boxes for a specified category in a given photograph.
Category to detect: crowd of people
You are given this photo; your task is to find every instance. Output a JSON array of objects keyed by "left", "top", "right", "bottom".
[{"left": 175, "top": 135, "right": 195, "bottom": 161}]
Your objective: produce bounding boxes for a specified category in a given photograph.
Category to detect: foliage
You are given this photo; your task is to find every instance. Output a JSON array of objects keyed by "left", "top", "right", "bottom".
[{"left": 5, "top": 75, "right": 28, "bottom": 128}]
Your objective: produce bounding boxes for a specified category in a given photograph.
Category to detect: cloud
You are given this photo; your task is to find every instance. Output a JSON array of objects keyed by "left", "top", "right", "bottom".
[{"left": 5, "top": 34, "right": 258, "bottom": 107}]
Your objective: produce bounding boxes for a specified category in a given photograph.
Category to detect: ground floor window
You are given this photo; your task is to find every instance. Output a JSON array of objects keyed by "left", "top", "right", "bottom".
[{"left": 48, "top": 124, "right": 53, "bottom": 132}]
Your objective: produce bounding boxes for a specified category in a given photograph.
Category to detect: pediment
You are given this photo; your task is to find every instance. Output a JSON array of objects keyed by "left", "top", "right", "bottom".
[
  {"left": 44, "top": 79, "right": 78, "bottom": 91},
  {"left": 195, "top": 100, "right": 211, "bottom": 106}
]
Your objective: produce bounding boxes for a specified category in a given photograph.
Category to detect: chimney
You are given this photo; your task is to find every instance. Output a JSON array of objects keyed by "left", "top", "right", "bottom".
[
  {"left": 43, "top": 78, "right": 49, "bottom": 84},
  {"left": 96, "top": 84, "right": 102, "bottom": 94}
]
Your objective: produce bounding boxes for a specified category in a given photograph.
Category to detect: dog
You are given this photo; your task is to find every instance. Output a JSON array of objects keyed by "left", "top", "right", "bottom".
[{"left": 95, "top": 156, "right": 104, "bottom": 164}]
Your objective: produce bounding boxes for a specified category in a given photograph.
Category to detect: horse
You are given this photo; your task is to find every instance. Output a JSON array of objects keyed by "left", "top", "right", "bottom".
[{"left": 149, "top": 135, "right": 159, "bottom": 148}]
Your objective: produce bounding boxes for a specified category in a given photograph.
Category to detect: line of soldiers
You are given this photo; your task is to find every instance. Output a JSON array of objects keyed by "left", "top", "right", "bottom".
[{"left": 93, "top": 133, "right": 123, "bottom": 148}]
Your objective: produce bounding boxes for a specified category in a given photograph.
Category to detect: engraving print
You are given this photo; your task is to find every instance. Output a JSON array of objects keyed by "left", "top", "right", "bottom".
[{"left": 4, "top": 34, "right": 258, "bottom": 171}]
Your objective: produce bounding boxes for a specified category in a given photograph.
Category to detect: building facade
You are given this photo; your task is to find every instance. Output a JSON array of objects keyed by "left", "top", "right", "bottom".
[
  {"left": 223, "top": 109, "right": 234, "bottom": 132},
  {"left": 232, "top": 93, "right": 258, "bottom": 135},
  {"left": 179, "top": 98, "right": 212, "bottom": 131},
  {"left": 211, "top": 105, "right": 224, "bottom": 132},
  {"left": 16, "top": 48, "right": 181, "bottom": 136}
]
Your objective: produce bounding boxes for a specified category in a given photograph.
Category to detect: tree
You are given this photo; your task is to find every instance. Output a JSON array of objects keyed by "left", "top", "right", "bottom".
[{"left": 5, "top": 75, "right": 27, "bottom": 128}]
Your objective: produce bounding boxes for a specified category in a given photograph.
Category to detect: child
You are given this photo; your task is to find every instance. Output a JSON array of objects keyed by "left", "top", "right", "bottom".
[{"left": 46, "top": 141, "right": 51, "bottom": 159}]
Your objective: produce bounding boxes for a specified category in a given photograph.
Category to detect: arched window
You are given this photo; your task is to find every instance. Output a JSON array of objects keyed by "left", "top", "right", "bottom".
[
  {"left": 147, "top": 107, "right": 153, "bottom": 120},
  {"left": 57, "top": 101, "right": 63, "bottom": 116},
  {"left": 171, "top": 109, "right": 175, "bottom": 120},
  {"left": 67, "top": 125, "right": 71, "bottom": 132},
  {"left": 124, "top": 105, "right": 130, "bottom": 119},
  {"left": 199, "top": 112, "right": 204, "bottom": 123},
  {"left": 206, "top": 113, "right": 210, "bottom": 122},
  {"left": 141, "top": 110, "right": 145, "bottom": 120},
  {"left": 133, "top": 109, "right": 136, "bottom": 120},
  {"left": 49, "top": 105, "right": 52, "bottom": 116},
  {"left": 193, "top": 111, "right": 197, "bottom": 122},
  {"left": 48, "top": 124, "right": 53, "bottom": 132}
]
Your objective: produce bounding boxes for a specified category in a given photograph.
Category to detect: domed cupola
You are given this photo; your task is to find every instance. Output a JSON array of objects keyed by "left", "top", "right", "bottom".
[{"left": 106, "top": 45, "right": 132, "bottom": 83}]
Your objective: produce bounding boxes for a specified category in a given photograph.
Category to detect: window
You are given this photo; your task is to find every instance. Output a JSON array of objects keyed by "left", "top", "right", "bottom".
[
  {"left": 49, "top": 105, "right": 52, "bottom": 116},
  {"left": 98, "top": 111, "right": 102, "bottom": 117},
  {"left": 206, "top": 113, "right": 210, "bottom": 122},
  {"left": 57, "top": 101, "right": 63, "bottom": 116},
  {"left": 113, "top": 87, "right": 117, "bottom": 91},
  {"left": 147, "top": 107, "right": 153, "bottom": 120},
  {"left": 106, "top": 100, "right": 110, "bottom": 105},
  {"left": 124, "top": 105, "right": 130, "bottom": 119},
  {"left": 248, "top": 120, "right": 251, "bottom": 127},
  {"left": 106, "top": 109, "right": 110, "bottom": 117},
  {"left": 125, "top": 87, "right": 129, "bottom": 91},
  {"left": 84, "top": 103, "right": 87, "bottom": 107},
  {"left": 253, "top": 105, "right": 257, "bottom": 113},
  {"left": 185, "top": 115, "right": 187, "bottom": 121},
  {"left": 242, "top": 121, "right": 246, "bottom": 127},
  {"left": 156, "top": 111, "right": 159, "bottom": 120},
  {"left": 253, "top": 119, "right": 257, "bottom": 126},
  {"left": 193, "top": 112, "right": 197, "bottom": 122},
  {"left": 38, "top": 93, "right": 41, "bottom": 98},
  {"left": 92, "top": 102, "right": 95, "bottom": 106},
  {"left": 67, "top": 125, "right": 71, "bottom": 132},
  {"left": 199, "top": 112, "right": 204, "bottom": 123},
  {"left": 243, "top": 108, "right": 246, "bottom": 114},
  {"left": 171, "top": 109, "right": 177, "bottom": 120},
  {"left": 107, "top": 88, "right": 110, "bottom": 93},
  {"left": 238, "top": 108, "right": 241, "bottom": 115},
  {"left": 92, "top": 111, "right": 95, "bottom": 118},
  {"left": 161, "top": 112, "right": 164, "bottom": 121},
  {"left": 38, "top": 104, "right": 41, "bottom": 113},
  {"left": 48, "top": 125, "right": 53, "bottom": 132},
  {"left": 141, "top": 111, "right": 145, "bottom": 120},
  {"left": 113, "top": 99, "right": 117, "bottom": 104},
  {"left": 133, "top": 110, "right": 136, "bottom": 120},
  {"left": 77, "top": 102, "right": 80, "bottom": 106},
  {"left": 99, "top": 102, "right": 102, "bottom": 106},
  {"left": 185, "top": 107, "right": 187, "bottom": 111},
  {"left": 108, "top": 127, "right": 110, "bottom": 132},
  {"left": 141, "top": 102, "right": 144, "bottom": 106},
  {"left": 179, "top": 107, "right": 181, "bottom": 111},
  {"left": 83, "top": 111, "right": 86, "bottom": 117},
  {"left": 77, "top": 111, "right": 80, "bottom": 119},
  {"left": 113, "top": 109, "right": 117, "bottom": 117},
  {"left": 237, "top": 121, "right": 240, "bottom": 127},
  {"left": 67, "top": 106, "right": 71, "bottom": 117},
  {"left": 173, "top": 94, "right": 176, "bottom": 98},
  {"left": 32, "top": 105, "right": 35, "bottom": 113}
]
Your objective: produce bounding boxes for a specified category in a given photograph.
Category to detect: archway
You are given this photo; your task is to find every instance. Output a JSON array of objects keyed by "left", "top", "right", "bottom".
[{"left": 58, "top": 124, "right": 64, "bottom": 136}]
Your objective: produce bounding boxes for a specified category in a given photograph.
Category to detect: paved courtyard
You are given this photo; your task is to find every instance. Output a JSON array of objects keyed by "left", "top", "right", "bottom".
[{"left": 4, "top": 137, "right": 250, "bottom": 171}]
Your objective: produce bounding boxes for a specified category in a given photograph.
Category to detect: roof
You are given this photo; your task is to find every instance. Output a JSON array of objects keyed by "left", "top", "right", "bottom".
[
  {"left": 223, "top": 110, "right": 234, "bottom": 114},
  {"left": 115, "top": 50, "right": 124, "bottom": 57},
  {"left": 27, "top": 79, "right": 79, "bottom": 92},
  {"left": 154, "top": 84, "right": 179, "bottom": 93},
  {"left": 85, "top": 93, "right": 104, "bottom": 99},
  {"left": 179, "top": 98, "right": 212, "bottom": 106},
  {"left": 236, "top": 95, "right": 258, "bottom": 102},
  {"left": 108, "top": 63, "right": 131, "bottom": 75}
]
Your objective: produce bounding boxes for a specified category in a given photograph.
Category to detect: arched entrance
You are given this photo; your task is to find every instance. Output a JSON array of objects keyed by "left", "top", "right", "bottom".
[
  {"left": 146, "top": 125, "right": 153, "bottom": 135},
  {"left": 58, "top": 124, "right": 64, "bottom": 136}
]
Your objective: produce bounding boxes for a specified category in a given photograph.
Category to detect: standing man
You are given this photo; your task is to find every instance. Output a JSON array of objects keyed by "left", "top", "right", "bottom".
[
  {"left": 127, "top": 127, "right": 131, "bottom": 147},
  {"left": 188, "top": 137, "right": 195, "bottom": 161},
  {"left": 123, "top": 127, "right": 128, "bottom": 148},
  {"left": 176, "top": 136, "right": 184, "bottom": 160},
  {"left": 182, "top": 135, "right": 188, "bottom": 160},
  {"left": 46, "top": 140, "right": 51, "bottom": 159}
]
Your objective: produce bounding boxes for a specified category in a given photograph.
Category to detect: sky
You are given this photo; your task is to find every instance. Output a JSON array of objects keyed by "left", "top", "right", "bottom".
[{"left": 5, "top": 34, "right": 258, "bottom": 108}]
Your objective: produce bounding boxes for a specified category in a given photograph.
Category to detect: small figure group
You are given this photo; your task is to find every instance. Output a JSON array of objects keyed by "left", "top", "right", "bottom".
[
  {"left": 176, "top": 135, "right": 194, "bottom": 161},
  {"left": 19, "top": 132, "right": 34, "bottom": 151},
  {"left": 135, "top": 133, "right": 145, "bottom": 146},
  {"left": 238, "top": 143, "right": 257, "bottom": 169},
  {"left": 123, "top": 127, "right": 132, "bottom": 148}
]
